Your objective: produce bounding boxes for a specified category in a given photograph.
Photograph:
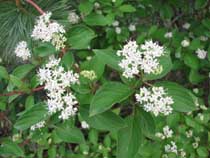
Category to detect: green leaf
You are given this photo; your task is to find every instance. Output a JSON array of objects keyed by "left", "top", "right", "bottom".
[
  {"left": 90, "top": 82, "right": 134, "bottom": 116},
  {"left": 189, "top": 39, "right": 201, "bottom": 50},
  {"left": 14, "top": 103, "right": 47, "bottom": 130},
  {"left": 0, "top": 66, "right": 9, "bottom": 79},
  {"left": 119, "top": 4, "right": 136, "bottom": 12},
  {"left": 0, "top": 101, "right": 6, "bottom": 110},
  {"left": 197, "top": 146, "right": 208, "bottom": 157},
  {"left": 137, "top": 107, "right": 155, "bottom": 136},
  {"left": 55, "top": 124, "right": 85, "bottom": 144},
  {"left": 84, "top": 13, "right": 113, "bottom": 26},
  {"left": 9, "top": 75, "right": 23, "bottom": 88},
  {"left": 79, "top": 1, "right": 93, "bottom": 15},
  {"left": 93, "top": 49, "right": 122, "bottom": 71},
  {"left": 80, "top": 55, "right": 105, "bottom": 80},
  {"left": 33, "top": 43, "right": 56, "bottom": 57},
  {"left": 184, "top": 53, "right": 199, "bottom": 70},
  {"left": 117, "top": 115, "right": 142, "bottom": 158},
  {"left": 189, "top": 69, "right": 205, "bottom": 84},
  {"left": 155, "top": 81, "right": 197, "bottom": 112},
  {"left": 61, "top": 51, "right": 74, "bottom": 69},
  {"left": 25, "top": 95, "right": 34, "bottom": 109},
  {"left": 80, "top": 105, "right": 125, "bottom": 131},
  {"left": 0, "top": 139, "right": 24, "bottom": 157},
  {"left": 143, "top": 52, "right": 172, "bottom": 80},
  {"left": 160, "top": 5, "right": 173, "bottom": 19},
  {"left": 12, "top": 64, "right": 34, "bottom": 79},
  {"left": 195, "top": 0, "right": 208, "bottom": 9},
  {"left": 67, "top": 25, "right": 96, "bottom": 49}
]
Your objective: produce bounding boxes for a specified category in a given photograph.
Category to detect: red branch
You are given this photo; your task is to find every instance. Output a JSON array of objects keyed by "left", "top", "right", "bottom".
[
  {"left": 26, "top": 0, "right": 45, "bottom": 15},
  {"left": 0, "top": 86, "right": 45, "bottom": 97},
  {"left": 59, "top": 48, "right": 67, "bottom": 58},
  {"left": 1, "top": 0, "right": 68, "bottom": 97}
]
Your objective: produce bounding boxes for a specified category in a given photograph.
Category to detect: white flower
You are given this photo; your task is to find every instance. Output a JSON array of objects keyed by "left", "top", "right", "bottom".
[
  {"left": 155, "top": 132, "right": 165, "bottom": 140},
  {"left": 193, "top": 88, "right": 199, "bottom": 94},
  {"left": 115, "top": 27, "right": 121, "bottom": 34},
  {"left": 14, "top": 41, "right": 31, "bottom": 61},
  {"left": 30, "top": 121, "right": 45, "bottom": 131},
  {"left": 195, "top": 49, "right": 207, "bottom": 59},
  {"left": 165, "top": 141, "right": 178, "bottom": 155},
  {"left": 181, "top": 40, "right": 190, "bottom": 47},
  {"left": 175, "top": 52, "right": 181, "bottom": 58},
  {"left": 185, "top": 130, "right": 193, "bottom": 138},
  {"left": 112, "top": 20, "right": 119, "bottom": 27},
  {"left": 199, "top": 36, "right": 208, "bottom": 41},
  {"left": 156, "top": 126, "right": 173, "bottom": 139},
  {"left": 135, "top": 86, "right": 173, "bottom": 116},
  {"left": 80, "top": 70, "right": 97, "bottom": 80},
  {"left": 192, "top": 142, "right": 198, "bottom": 149},
  {"left": 164, "top": 32, "right": 173, "bottom": 38},
  {"left": 163, "top": 126, "right": 173, "bottom": 138},
  {"left": 32, "top": 12, "right": 66, "bottom": 50},
  {"left": 194, "top": 137, "right": 200, "bottom": 142},
  {"left": 68, "top": 11, "right": 80, "bottom": 24},
  {"left": 200, "top": 105, "right": 207, "bottom": 110},
  {"left": 94, "top": 2, "right": 100, "bottom": 9},
  {"left": 129, "top": 24, "right": 136, "bottom": 32},
  {"left": 81, "top": 121, "right": 89, "bottom": 129},
  {"left": 83, "top": 151, "right": 89, "bottom": 155},
  {"left": 37, "top": 56, "right": 79, "bottom": 120},
  {"left": 179, "top": 149, "right": 186, "bottom": 158},
  {"left": 197, "top": 113, "right": 204, "bottom": 121},
  {"left": 182, "top": 23, "right": 191, "bottom": 29},
  {"left": 117, "top": 40, "right": 165, "bottom": 78}
]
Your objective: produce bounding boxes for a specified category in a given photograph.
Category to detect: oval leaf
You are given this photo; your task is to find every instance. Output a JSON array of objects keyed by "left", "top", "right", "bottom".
[
  {"left": 90, "top": 82, "right": 134, "bottom": 116},
  {"left": 80, "top": 105, "right": 125, "bottom": 131},
  {"left": 155, "top": 81, "right": 196, "bottom": 112},
  {"left": 14, "top": 103, "right": 47, "bottom": 130}
]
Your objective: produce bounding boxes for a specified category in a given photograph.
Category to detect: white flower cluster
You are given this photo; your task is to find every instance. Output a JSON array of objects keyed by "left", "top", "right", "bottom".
[
  {"left": 37, "top": 56, "right": 79, "bottom": 120},
  {"left": 195, "top": 48, "right": 207, "bottom": 59},
  {"left": 163, "top": 147, "right": 186, "bottom": 158},
  {"left": 164, "top": 32, "right": 173, "bottom": 38},
  {"left": 31, "top": 12, "right": 66, "bottom": 50},
  {"left": 128, "top": 24, "right": 136, "bottom": 32},
  {"left": 14, "top": 41, "right": 31, "bottom": 61},
  {"left": 112, "top": 20, "right": 121, "bottom": 34},
  {"left": 181, "top": 39, "right": 190, "bottom": 47},
  {"left": 117, "top": 40, "right": 165, "bottom": 78},
  {"left": 182, "top": 23, "right": 191, "bottom": 29},
  {"left": 156, "top": 125, "right": 173, "bottom": 139},
  {"left": 80, "top": 70, "right": 97, "bottom": 80},
  {"left": 81, "top": 121, "right": 89, "bottom": 129},
  {"left": 185, "top": 129, "right": 193, "bottom": 138},
  {"left": 135, "top": 86, "right": 173, "bottom": 116},
  {"left": 192, "top": 137, "right": 200, "bottom": 149},
  {"left": 30, "top": 121, "right": 45, "bottom": 131},
  {"left": 199, "top": 36, "right": 208, "bottom": 41},
  {"left": 164, "top": 141, "right": 178, "bottom": 155},
  {"left": 68, "top": 11, "right": 80, "bottom": 24}
]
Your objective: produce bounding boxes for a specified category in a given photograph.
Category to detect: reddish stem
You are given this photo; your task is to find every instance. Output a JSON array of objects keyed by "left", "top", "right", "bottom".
[
  {"left": 59, "top": 48, "right": 67, "bottom": 58},
  {"left": 26, "top": 0, "right": 45, "bottom": 15},
  {"left": 0, "top": 86, "right": 45, "bottom": 97}
]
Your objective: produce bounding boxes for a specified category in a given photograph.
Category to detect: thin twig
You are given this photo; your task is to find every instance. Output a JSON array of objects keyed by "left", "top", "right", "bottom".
[
  {"left": 0, "top": 85, "right": 45, "bottom": 97},
  {"left": 26, "top": 0, "right": 45, "bottom": 15}
]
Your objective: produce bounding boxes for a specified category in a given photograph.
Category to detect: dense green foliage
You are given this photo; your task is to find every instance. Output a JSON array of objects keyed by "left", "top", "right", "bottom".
[{"left": 0, "top": 0, "right": 210, "bottom": 158}]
